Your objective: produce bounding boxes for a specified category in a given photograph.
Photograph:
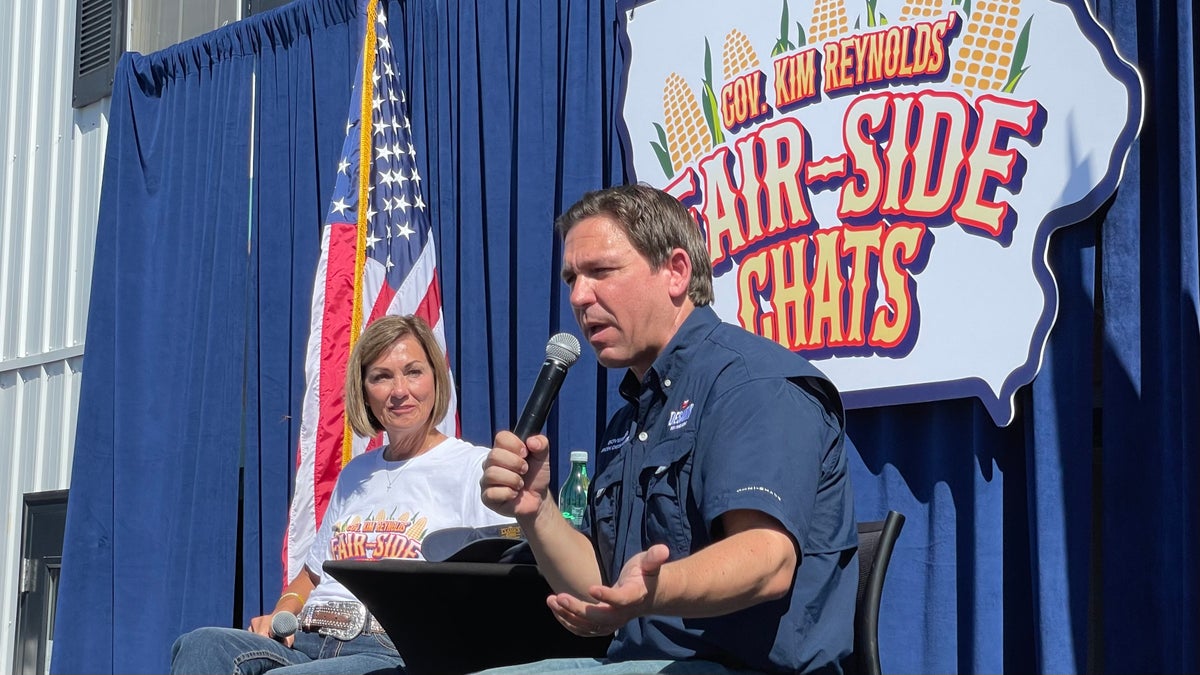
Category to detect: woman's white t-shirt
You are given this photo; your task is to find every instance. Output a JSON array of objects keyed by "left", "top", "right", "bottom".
[{"left": 304, "top": 437, "right": 512, "bottom": 605}]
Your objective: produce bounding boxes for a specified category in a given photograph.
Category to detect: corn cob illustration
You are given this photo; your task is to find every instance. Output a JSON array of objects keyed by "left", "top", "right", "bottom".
[
  {"left": 722, "top": 28, "right": 761, "bottom": 80},
  {"left": 408, "top": 515, "right": 428, "bottom": 541},
  {"left": 898, "top": 0, "right": 947, "bottom": 22},
  {"left": 951, "top": 0, "right": 1028, "bottom": 95},
  {"left": 662, "top": 72, "right": 712, "bottom": 172},
  {"left": 808, "top": 0, "right": 849, "bottom": 43}
]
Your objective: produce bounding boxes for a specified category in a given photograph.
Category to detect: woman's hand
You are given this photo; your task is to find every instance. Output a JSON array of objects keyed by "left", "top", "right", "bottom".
[{"left": 247, "top": 612, "right": 295, "bottom": 648}]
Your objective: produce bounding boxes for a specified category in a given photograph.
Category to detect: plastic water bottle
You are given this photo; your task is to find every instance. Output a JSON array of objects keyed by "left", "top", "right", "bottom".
[{"left": 558, "top": 450, "right": 590, "bottom": 528}]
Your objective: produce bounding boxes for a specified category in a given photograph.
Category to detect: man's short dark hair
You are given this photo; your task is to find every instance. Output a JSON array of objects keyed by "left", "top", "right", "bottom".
[{"left": 556, "top": 184, "right": 714, "bottom": 306}]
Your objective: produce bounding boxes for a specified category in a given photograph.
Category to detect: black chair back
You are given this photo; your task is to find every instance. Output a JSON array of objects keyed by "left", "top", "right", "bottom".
[{"left": 850, "top": 510, "right": 905, "bottom": 675}]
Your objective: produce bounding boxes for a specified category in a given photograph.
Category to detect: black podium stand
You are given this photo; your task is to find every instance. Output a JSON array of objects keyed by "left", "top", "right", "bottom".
[{"left": 324, "top": 559, "right": 610, "bottom": 675}]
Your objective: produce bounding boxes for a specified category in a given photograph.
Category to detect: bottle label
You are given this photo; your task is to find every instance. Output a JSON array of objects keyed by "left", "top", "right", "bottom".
[{"left": 568, "top": 505, "right": 585, "bottom": 524}]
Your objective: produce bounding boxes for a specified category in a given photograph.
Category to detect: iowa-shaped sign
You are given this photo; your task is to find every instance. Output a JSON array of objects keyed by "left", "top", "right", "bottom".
[{"left": 618, "top": 0, "right": 1142, "bottom": 425}]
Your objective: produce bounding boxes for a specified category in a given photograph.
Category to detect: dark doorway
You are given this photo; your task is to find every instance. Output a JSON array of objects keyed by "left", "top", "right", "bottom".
[{"left": 13, "top": 490, "right": 68, "bottom": 675}]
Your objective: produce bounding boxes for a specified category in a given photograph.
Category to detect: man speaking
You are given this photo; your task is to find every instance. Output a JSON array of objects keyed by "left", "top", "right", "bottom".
[{"left": 480, "top": 184, "right": 858, "bottom": 674}]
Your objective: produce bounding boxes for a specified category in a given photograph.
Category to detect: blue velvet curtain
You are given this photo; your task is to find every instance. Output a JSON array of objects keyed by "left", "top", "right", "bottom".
[
  {"left": 52, "top": 3, "right": 362, "bottom": 673},
  {"left": 49, "top": 25, "right": 257, "bottom": 675},
  {"left": 391, "top": 0, "right": 626, "bottom": 467},
  {"left": 1092, "top": 1, "right": 1198, "bottom": 671},
  {"left": 54, "top": 0, "right": 1197, "bottom": 673}
]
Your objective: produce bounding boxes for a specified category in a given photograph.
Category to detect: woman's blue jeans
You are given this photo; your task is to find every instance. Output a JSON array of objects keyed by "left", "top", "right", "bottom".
[{"left": 170, "top": 625, "right": 403, "bottom": 675}]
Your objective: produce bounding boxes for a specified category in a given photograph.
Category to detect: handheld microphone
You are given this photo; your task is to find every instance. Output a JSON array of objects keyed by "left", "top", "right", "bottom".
[
  {"left": 512, "top": 333, "right": 582, "bottom": 440},
  {"left": 270, "top": 610, "right": 298, "bottom": 640}
]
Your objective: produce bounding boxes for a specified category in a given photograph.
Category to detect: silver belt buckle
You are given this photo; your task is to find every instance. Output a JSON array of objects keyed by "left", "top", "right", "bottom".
[{"left": 317, "top": 601, "right": 366, "bottom": 640}]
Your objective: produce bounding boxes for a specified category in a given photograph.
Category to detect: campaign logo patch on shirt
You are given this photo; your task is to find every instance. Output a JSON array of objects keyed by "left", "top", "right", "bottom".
[{"left": 668, "top": 400, "right": 693, "bottom": 431}]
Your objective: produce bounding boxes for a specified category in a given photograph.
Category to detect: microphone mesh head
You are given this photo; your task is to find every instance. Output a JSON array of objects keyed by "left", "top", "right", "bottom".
[
  {"left": 271, "top": 610, "right": 299, "bottom": 638},
  {"left": 546, "top": 333, "right": 581, "bottom": 367}
]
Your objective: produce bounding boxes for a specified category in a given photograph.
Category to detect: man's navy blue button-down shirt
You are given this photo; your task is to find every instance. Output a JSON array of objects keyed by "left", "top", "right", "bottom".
[{"left": 583, "top": 305, "right": 858, "bottom": 674}]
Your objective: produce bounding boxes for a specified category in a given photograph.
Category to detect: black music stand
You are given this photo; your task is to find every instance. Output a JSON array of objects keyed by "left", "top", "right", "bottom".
[{"left": 324, "top": 559, "right": 610, "bottom": 675}]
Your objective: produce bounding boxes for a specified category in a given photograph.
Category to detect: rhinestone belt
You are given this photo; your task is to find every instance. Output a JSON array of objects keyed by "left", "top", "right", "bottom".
[{"left": 298, "top": 601, "right": 385, "bottom": 640}]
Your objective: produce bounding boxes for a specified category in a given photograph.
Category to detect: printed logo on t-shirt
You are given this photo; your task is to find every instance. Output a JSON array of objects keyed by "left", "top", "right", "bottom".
[
  {"left": 329, "top": 510, "right": 427, "bottom": 560},
  {"left": 667, "top": 400, "right": 693, "bottom": 431}
]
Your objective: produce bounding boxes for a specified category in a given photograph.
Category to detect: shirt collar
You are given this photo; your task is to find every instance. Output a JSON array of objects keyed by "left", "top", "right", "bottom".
[{"left": 618, "top": 305, "right": 722, "bottom": 402}]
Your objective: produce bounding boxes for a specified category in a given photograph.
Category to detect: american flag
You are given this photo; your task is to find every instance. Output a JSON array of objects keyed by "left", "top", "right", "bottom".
[{"left": 283, "top": 0, "right": 457, "bottom": 582}]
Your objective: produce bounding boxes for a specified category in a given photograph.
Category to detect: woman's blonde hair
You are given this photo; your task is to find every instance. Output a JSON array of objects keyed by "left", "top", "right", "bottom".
[{"left": 343, "top": 315, "right": 451, "bottom": 437}]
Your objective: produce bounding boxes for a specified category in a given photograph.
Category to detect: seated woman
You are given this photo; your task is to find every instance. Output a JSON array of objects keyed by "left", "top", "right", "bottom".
[{"left": 171, "top": 315, "right": 513, "bottom": 675}]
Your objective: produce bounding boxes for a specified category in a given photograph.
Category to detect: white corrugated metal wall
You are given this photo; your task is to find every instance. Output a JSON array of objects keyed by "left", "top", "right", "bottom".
[{"left": 0, "top": 0, "right": 107, "bottom": 669}]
